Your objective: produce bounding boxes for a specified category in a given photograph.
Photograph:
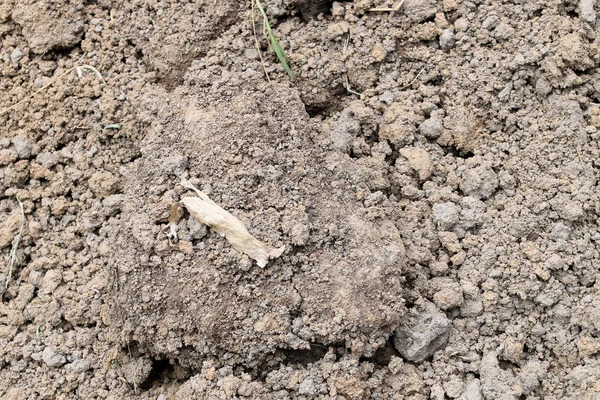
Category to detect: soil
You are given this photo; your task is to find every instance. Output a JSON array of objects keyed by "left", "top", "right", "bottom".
[{"left": 1, "top": 0, "right": 600, "bottom": 399}]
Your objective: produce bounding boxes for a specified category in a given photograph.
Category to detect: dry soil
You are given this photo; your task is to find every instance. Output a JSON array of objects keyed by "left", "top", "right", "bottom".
[{"left": 1, "top": 0, "right": 600, "bottom": 399}]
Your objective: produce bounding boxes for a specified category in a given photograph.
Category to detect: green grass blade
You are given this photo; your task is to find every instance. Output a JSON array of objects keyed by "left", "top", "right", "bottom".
[{"left": 255, "top": 0, "right": 293, "bottom": 77}]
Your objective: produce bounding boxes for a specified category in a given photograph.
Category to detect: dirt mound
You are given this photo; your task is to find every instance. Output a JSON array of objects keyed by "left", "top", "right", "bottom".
[{"left": 110, "top": 79, "right": 406, "bottom": 370}]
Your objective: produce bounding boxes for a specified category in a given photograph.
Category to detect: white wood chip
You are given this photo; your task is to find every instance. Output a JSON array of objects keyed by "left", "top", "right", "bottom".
[{"left": 180, "top": 178, "right": 284, "bottom": 267}]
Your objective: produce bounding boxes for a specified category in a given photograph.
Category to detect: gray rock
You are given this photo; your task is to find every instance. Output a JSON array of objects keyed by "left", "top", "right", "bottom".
[
  {"left": 42, "top": 347, "right": 66, "bottom": 367},
  {"left": 433, "top": 202, "right": 459, "bottom": 230},
  {"left": 439, "top": 29, "right": 456, "bottom": 50},
  {"left": 579, "top": 0, "right": 596, "bottom": 23},
  {"left": 458, "top": 379, "right": 483, "bottom": 400},
  {"left": 188, "top": 216, "right": 207, "bottom": 239},
  {"left": 393, "top": 300, "right": 450, "bottom": 362},
  {"left": 419, "top": 113, "right": 443, "bottom": 139},
  {"left": 379, "top": 91, "right": 395, "bottom": 104},
  {"left": 10, "top": 48, "right": 23, "bottom": 67},
  {"left": 102, "top": 194, "right": 124, "bottom": 216},
  {"left": 298, "top": 377, "right": 316, "bottom": 395},
  {"left": 550, "top": 223, "right": 572, "bottom": 241},
  {"left": 12, "top": 136, "right": 32, "bottom": 159},
  {"left": 28, "top": 270, "right": 44, "bottom": 288},
  {"left": 66, "top": 359, "right": 90, "bottom": 373},
  {"left": 35, "top": 151, "right": 56, "bottom": 168},
  {"left": 481, "top": 15, "right": 500, "bottom": 30}
]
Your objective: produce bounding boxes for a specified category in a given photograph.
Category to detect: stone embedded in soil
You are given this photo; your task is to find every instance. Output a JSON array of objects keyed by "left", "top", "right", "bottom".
[
  {"left": 432, "top": 202, "right": 459, "bottom": 230},
  {"left": 371, "top": 43, "right": 387, "bottom": 62},
  {"left": 458, "top": 379, "right": 483, "bottom": 400},
  {"left": 439, "top": 29, "right": 456, "bottom": 50},
  {"left": 482, "top": 15, "right": 500, "bottom": 30},
  {"left": 419, "top": 112, "right": 444, "bottom": 139},
  {"left": 102, "top": 194, "right": 124, "bottom": 216},
  {"left": 11, "top": 136, "right": 32, "bottom": 159},
  {"left": 42, "top": 347, "right": 66, "bottom": 368},
  {"left": 187, "top": 216, "right": 208, "bottom": 240},
  {"left": 502, "top": 338, "right": 524, "bottom": 363},
  {"left": 550, "top": 223, "right": 572, "bottom": 241},
  {"left": 10, "top": 48, "right": 22, "bottom": 67},
  {"left": 298, "top": 377, "right": 317, "bottom": 395},
  {"left": 394, "top": 300, "right": 450, "bottom": 362}
]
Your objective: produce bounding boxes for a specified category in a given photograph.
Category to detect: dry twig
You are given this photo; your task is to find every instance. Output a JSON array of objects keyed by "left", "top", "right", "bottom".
[
  {"left": 369, "top": 0, "right": 405, "bottom": 12},
  {"left": 400, "top": 65, "right": 426, "bottom": 90}
]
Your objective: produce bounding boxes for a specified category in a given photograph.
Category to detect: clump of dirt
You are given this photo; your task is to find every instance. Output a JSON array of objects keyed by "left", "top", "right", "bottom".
[
  {"left": 109, "top": 77, "right": 406, "bottom": 371},
  {"left": 1, "top": 0, "right": 600, "bottom": 399}
]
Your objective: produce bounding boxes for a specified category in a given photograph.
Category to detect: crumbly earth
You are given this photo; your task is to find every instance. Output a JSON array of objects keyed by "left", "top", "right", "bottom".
[{"left": 1, "top": 0, "right": 600, "bottom": 399}]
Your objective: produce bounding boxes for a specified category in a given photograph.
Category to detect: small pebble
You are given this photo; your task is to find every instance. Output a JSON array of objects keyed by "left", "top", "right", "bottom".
[
  {"left": 439, "top": 29, "right": 456, "bottom": 50},
  {"left": 10, "top": 48, "right": 23, "bottom": 67},
  {"left": 433, "top": 202, "right": 460, "bottom": 230}
]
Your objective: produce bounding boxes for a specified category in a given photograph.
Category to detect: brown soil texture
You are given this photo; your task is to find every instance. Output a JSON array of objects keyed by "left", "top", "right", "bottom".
[{"left": 1, "top": 0, "right": 600, "bottom": 399}]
